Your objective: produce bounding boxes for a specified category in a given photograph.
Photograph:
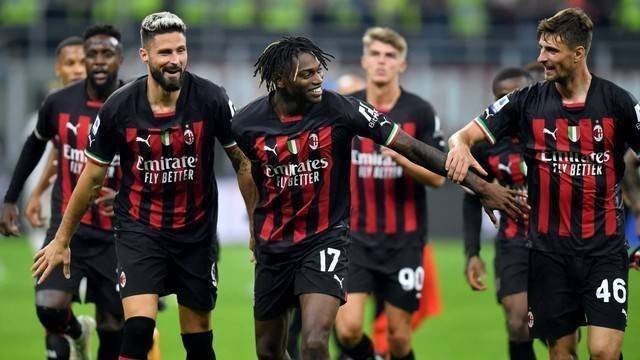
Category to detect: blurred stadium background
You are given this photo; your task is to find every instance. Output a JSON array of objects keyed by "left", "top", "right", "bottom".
[{"left": 0, "top": 0, "right": 638, "bottom": 358}]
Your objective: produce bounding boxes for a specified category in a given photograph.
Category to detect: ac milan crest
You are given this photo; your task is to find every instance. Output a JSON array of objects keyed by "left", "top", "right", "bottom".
[
  {"left": 309, "top": 133, "right": 319, "bottom": 150},
  {"left": 119, "top": 271, "right": 127, "bottom": 288},
  {"left": 593, "top": 124, "right": 603, "bottom": 142},
  {"left": 184, "top": 128, "right": 194, "bottom": 145}
]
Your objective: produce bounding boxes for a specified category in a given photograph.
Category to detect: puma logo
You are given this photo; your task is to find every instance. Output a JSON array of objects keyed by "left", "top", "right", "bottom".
[
  {"left": 498, "top": 162, "right": 512, "bottom": 175},
  {"left": 543, "top": 127, "right": 557, "bottom": 140},
  {"left": 333, "top": 274, "right": 344, "bottom": 288},
  {"left": 88, "top": 135, "right": 96, "bottom": 147},
  {"left": 378, "top": 117, "right": 392, "bottom": 127},
  {"left": 136, "top": 135, "right": 151, "bottom": 147},
  {"left": 66, "top": 122, "right": 79, "bottom": 136},
  {"left": 264, "top": 144, "right": 278, "bottom": 156}
]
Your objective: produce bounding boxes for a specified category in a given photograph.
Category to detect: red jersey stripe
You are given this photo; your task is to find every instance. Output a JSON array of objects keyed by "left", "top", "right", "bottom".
[
  {"left": 603, "top": 117, "right": 617, "bottom": 236},
  {"left": 255, "top": 136, "right": 275, "bottom": 241},
  {"left": 361, "top": 138, "right": 377, "bottom": 233},
  {"left": 58, "top": 113, "right": 72, "bottom": 214},
  {"left": 579, "top": 119, "right": 595, "bottom": 238},
  {"left": 76, "top": 116, "right": 95, "bottom": 227},
  {"left": 271, "top": 135, "right": 292, "bottom": 241},
  {"left": 191, "top": 121, "right": 206, "bottom": 225},
  {"left": 171, "top": 125, "right": 187, "bottom": 229},
  {"left": 487, "top": 155, "right": 502, "bottom": 182},
  {"left": 126, "top": 128, "right": 142, "bottom": 221},
  {"left": 555, "top": 119, "right": 572, "bottom": 237},
  {"left": 349, "top": 147, "right": 360, "bottom": 232},
  {"left": 316, "top": 127, "right": 333, "bottom": 233},
  {"left": 293, "top": 131, "right": 313, "bottom": 243},
  {"left": 532, "top": 118, "right": 549, "bottom": 234},
  {"left": 148, "top": 130, "right": 164, "bottom": 228}
]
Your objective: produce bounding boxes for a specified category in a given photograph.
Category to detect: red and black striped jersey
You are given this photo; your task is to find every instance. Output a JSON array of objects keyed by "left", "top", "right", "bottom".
[
  {"left": 231, "top": 90, "right": 400, "bottom": 253},
  {"left": 471, "top": 137, "right": 528, "bottom": 243},
  {"left": 85, "top": 72, "right": 236, "bottom": 238},
  {"left": 349, "top": 89, "right": 444, "bottom": 249},
  {"left": 34, "top": 80, "right": 121, "bottom": 234},
  {"left": 474, "top": 75, "right": 640, "bottom": 255}
]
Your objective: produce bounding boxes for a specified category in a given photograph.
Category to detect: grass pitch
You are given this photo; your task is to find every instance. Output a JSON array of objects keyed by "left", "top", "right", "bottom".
[{"left": 0, "top": 238, "right": 638, "bottom": 359}]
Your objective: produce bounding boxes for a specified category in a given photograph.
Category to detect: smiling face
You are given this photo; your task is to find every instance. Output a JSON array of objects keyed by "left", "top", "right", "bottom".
[
  {"left": 537, "top": 33, "right": 584, "bottom": 83},
  {"left": 84, "top": 34, "right": 122, "bottom": 95},
  {"left": 277, "top": 52, "right": 324, "bottom": 104},
  {"left": 140, "top": 31, "right": 188, "bottom": 92},
  {"left": 361, "top": 40, "right": 406, "bottom": 86}
]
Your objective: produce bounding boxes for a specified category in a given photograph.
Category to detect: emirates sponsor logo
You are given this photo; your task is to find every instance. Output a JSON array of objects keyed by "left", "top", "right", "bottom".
[
  {"left": 63, "top": 144, "right": 118, "bottom": 177},
  {"left": 538, "top": 150, "right": 610, "bottom": 176},
  {"left": 136, "top": 155, "right": 198, "bottom": 184},
  {"left": 351, "top": 150, "right": 403, "bottom": 179},
  {"left": 264, "top": 158, "right": 330, "bottom": 188}
]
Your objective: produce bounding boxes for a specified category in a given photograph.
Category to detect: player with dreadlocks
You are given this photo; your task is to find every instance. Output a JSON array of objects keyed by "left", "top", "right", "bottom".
[{"left": 231, "top": 36, "right": 528, "bottom": 359}]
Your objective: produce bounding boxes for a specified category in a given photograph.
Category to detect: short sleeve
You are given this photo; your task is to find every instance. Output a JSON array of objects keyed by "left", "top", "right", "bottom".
[
  {"left": 34, "top": 97, "right": 56, "bottom": 141},
  {"left": 84, "top": 107, "right": 117, "bottom": 166},
  {"left": 619, "top": 90, "right": 640, "bottom": 155},
  {"left": 473, "top": 90, "right": 522, "bottom": 145},
  {"left": 214, "top": 87, "right": 237, "bottom": 149},
  {"left": 342, "top": 95, "right": 399, "bottom": 146}
]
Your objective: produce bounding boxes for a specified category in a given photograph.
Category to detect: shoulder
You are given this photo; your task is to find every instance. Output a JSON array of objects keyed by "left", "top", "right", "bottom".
[
  {"left": 596, "top": 76, "right": 636, "bottom": 102},
  {"left": 43, "top": 80, "right": 85, "bottom": 106},
  {"left": 103, "top": 76, "right": 144, "bottom": 110},
  {"left": 346, "top": 89, "right": 366, "bottom": 100},
  {"left": 187, "top": 72, "right": 228, "bottom": 100},
  {"left": 231, "top": 95, "right": 269, "bottom": 133}
]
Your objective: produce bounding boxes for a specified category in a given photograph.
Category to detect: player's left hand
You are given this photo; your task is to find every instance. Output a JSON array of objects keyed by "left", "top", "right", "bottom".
[
  {"left": 478, "top": 182, "right": 529, "bottom": 224},
  {"left": 31, "top": 239, "right": 71, "bottom": 284},
  {"left": 465, "top": 256, "right": 487, "bottom": 291},
  {"left": 95, "top": 187, "right": 116, "bottom": 217}
]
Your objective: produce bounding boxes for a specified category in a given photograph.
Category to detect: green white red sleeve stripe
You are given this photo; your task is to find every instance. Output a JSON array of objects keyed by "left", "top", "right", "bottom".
[
  {"left": 222, "top": 141, "right": 237, "bottom": 149},
  {"left": 384, "top": 123, "right": 400, "bottom": 146},
  {"left": 84, "top": 149, "right": 111, "bottom": 166},
  {"left": 473, "top": 117, "right": 496, "bottom": 145}
]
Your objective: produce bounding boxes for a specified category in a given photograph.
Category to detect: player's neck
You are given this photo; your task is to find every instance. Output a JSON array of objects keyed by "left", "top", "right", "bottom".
[
  {"left": 271, "top": 91, "right": 309, "bottom": 118},
  {"left": 147, "top": 77, "right": 180, "bottom": 113},
  {"left": 86, "top": 80, "right": 119, "bottom": 102},
  {"left": 366, "top": 80, "right": 401, "bottom": 110},
  {"left": 554, "top": 66, "right": 591, "bottom": 103}
]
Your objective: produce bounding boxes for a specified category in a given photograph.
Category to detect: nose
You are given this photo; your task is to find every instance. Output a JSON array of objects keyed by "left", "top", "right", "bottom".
[
  {"left": 537, "top": 49, "right": 546, "bottom": 64},
  {"left": 312, "top": 71, "right": 323, "bottom": 85}
]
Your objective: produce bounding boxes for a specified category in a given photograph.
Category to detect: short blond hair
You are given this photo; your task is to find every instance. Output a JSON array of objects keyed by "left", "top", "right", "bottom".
[{"left": 362, "top": 27, "right": 408, "bottom": 59}]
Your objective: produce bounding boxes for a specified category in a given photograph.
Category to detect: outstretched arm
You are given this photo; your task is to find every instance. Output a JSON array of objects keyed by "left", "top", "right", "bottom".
[
  {"left": 1, "top": 133, "right": 49, "bottom": 236},
  {"left": 389, "top": 129, "right": 527, "bottom": 221},
  {"left": 225, "top": 145, "right": 259, "bottom": 252},
  {"left": 446, "top": 121, "right": 488, "bottom": 183},
  {"left": 32, "top": 161, "right": 108, "bottom": 283},
  {"left": 380, "top": 147, "right": 445, "bottom": 187}
]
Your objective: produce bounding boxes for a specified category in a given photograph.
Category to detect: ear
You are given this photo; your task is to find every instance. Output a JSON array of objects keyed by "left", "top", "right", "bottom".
[
  {"left": 139, "top": 47, "right": 148, "bottom": 64},
  {"left": 399, "top": 58, "right": 407, "bottom": 73},
  {"left": 574, "top": 45, "right": 586, "bottom": 63}
]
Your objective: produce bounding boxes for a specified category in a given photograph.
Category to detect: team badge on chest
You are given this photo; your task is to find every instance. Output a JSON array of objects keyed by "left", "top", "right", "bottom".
[
  {"left": 309, "top": 133, "right": 319, "bottom": 150},
  {"left": 184, "top": 128, "right": 194, "bottom": 145}
]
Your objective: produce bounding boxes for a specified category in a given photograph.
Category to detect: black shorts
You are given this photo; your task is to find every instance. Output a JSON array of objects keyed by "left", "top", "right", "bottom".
[
  {"left": 114, "top": 219, "right": 218, "bottom": 311},
  {"left": 348, "top": 242, "right": 424, "bottom": 312},
  {"left": 253, "top": 231, "right": 349, "bottom": 321},
  {"left": 36, "top": 225, "right": 122, "bottom": 316},
  {"left": 494, "top": 241, "right": 529, "bottom": 302},
  {"left": 528, "top": 249, "right": 629, "bottom": 340}
]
